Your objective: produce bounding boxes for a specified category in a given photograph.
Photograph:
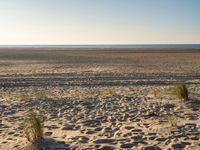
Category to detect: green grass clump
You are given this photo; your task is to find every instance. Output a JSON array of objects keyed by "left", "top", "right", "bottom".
[
  {"left": 175, "top": 82, "right": 188, "bottom": 101},
  {"left": 23, "top": 111, "right": 44, "bottom": 142}
]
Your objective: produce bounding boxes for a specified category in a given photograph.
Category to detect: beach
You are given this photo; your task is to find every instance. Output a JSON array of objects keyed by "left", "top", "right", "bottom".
[{"left": 0, "top": 48, "right": 200, "bottom": 149}]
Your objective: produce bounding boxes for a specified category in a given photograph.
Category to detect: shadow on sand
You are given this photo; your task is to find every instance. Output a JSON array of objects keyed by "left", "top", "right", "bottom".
[
  {"left": 186, "top": 92, "right": 200, "bottom": 110},
  {"left": 24, "top": 138, "right": 70, "bottom": 150}
]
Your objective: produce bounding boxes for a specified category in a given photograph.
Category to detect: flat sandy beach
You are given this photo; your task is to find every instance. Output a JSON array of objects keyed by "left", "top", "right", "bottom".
[{"left": 0, "top": 48, "right": 200, "bottom": 149}]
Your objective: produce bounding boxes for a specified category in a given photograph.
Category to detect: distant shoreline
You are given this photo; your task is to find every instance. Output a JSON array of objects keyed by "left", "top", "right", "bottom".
[
  {"left": 0, "top": 48, "right": 200, "bottom": 54},
  {"left": 0, "top": 44, "right": 200, "bottom": 49}
]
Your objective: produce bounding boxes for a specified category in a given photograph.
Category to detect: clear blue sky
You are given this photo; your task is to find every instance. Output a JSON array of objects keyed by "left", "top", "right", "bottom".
[{"left": 0, "top": 0, "right": 199, "bottom": 44}]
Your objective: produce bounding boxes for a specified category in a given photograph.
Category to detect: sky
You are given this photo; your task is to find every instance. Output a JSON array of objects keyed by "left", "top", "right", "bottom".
[{"left": 0, "top": 0, "right": 200, "bottom": 45}]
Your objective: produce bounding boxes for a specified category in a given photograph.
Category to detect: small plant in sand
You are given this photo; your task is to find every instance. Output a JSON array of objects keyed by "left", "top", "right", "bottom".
[
  {"left": 34, "top": 90, "right": 48, "bottom": 100},
  {"left": 107, "top": 88, "right": 116, "bottom": 96},
  {"left": 18, "top": 92, "right": 31, "bottom": 101},
  {"left": 166, "top": 114, "right": 178, "bottom": 127},
  {"left": 175, "top": 82, "right": 188, "bottom": 101},
  {"left": 80, "top": 90, "right": 95, "bottom": 100},
  {"left": 100, "top": 88, "right": 116, "bottom": 97},
  {"left": 22, "top": 111, "right": 44, "bottom": 142},
  {"left": 153, "top": 90, "right": 157, "bottom": 97}
]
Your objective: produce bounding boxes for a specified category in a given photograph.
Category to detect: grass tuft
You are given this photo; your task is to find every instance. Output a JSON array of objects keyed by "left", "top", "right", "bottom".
[
  {"left": 22, "top": 111, "right": 44, "bottom": 142},
  {"left": 18, "top": 92, "right": 30, "bottom": 101},
  {"left": 34, "top": 90, "right": 48, "bottom": 100},
  {"left": 175, "top": 82, "right": 188, "bottom": 101},
  {"left": 166, "top": 114, "right": 178, "bottom": 127}
]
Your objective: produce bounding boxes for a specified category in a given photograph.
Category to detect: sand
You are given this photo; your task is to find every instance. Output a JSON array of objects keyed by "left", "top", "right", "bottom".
[{"left": 0, "top": 48, "right": 200, "bottom": 150}]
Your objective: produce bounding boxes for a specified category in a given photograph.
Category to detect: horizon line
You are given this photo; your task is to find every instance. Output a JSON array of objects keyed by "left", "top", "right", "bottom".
[{"left": 0, "top": 43, "right": 200, "bottom": 46}]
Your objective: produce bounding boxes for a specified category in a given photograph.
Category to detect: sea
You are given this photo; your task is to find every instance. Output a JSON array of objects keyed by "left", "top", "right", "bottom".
[{"left": 0, "top": 44, "right": 200, "bottom": 49}]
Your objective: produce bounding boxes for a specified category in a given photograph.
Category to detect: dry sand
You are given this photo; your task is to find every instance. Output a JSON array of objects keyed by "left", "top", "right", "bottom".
[{"left": 0, "top": 48, "right": 200, "bottom": 150}]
